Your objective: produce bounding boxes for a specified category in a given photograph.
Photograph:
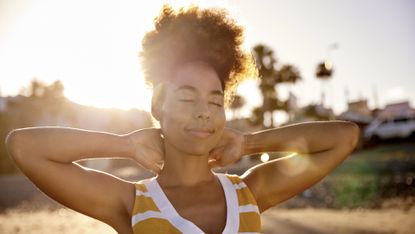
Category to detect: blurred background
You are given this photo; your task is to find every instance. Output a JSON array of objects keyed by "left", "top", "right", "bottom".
[{"left": 0, "top": 0, "right": 414, "bottom": 233}]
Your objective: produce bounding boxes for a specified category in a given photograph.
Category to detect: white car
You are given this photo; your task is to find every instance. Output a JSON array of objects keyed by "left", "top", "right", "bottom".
[{"left": 364, "top": 116, "right": 415, "bottom": 141}]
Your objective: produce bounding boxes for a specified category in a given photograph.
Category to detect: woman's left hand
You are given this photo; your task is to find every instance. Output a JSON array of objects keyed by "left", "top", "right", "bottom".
[{"left": 208, "top": 127, "right": 246, "bottom": 168}]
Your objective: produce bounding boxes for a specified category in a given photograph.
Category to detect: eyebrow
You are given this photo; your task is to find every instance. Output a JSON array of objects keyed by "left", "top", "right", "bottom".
[{"left": 174, "top": 85, "right": 224, "bottom": 96}]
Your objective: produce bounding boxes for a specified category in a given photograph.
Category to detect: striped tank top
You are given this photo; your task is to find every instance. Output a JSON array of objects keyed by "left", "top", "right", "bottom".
[{"left": 131, "top": 173, "right": 261, "bottom": 233}]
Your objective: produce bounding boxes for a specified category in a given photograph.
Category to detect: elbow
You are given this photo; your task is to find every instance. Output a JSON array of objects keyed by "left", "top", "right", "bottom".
[
  {"left": 341, "top": 121, "right": 360, "bottom": 152},
  {"left": 349, "top": 122, "right": 360, "bottom": 150},
  {"left": 5, "top": 129, "right": 26, "bottom": 162},
  {"left": 5, "top": 130, "right": 16, "bottom": 155}
]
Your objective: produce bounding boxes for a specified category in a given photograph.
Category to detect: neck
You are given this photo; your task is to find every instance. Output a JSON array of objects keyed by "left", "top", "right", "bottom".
[{"left": 156, "top": 141, "right": 215, "bottom": 187}]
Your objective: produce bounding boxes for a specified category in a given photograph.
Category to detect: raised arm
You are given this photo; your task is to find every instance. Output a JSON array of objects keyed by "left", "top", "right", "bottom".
[
  {"left": 4, "top": 127, "right": 164, "bottom": 232},
  {"left": 240, "top": 120, "right": 359, "bottom": 213}
]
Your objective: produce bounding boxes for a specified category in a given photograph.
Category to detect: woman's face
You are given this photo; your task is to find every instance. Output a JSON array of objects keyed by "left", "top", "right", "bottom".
[{"left": 157, "top": 61, "right": 226, "bottom": 156}]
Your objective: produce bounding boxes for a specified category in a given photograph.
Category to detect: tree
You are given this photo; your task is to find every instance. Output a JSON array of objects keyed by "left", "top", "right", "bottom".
[
  {"left": 228, "top": 94, "right": 245, "bottom": 120},
  {"left": 316, "top": 43, "right": 338, "bottom": 106},
  {"left": 250, "top": 44, "right": 301, "bottom": 128},
  {"left": 28, "top": 78, "right": 47, "bottom": 97},
  {"left": 43, "top": 80, "right": 65, "bottom": 100},
  {"left": 25, "top": 78, "right": 64, "bottom": 100},
  {"left": 19, "top": 78, "right": 67, "bottom": 122},
  {"left": 315, "top": 61, "right": 333, "bottom": 106}
]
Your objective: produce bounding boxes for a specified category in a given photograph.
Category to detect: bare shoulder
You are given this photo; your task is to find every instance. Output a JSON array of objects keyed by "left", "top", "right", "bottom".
[{"left": 77, "top": 168, "right": 138, "bottom": 232}]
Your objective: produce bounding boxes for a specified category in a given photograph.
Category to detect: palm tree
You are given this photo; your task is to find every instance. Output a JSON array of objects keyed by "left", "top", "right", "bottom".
[
  {"left": 315, "top": 61, "right": 333, "bottom": 106},
  {"left": 251, "top": 44, "right": 301, "bottom": 128},
  {"left": 316, "top": 44, "right": 338, "bottom": 106},
  {"left": 277, "top": 64, "right": 301, "bottom": 83},
  {"left": 229, "top": 94, "right": 245, "bottom": 120}
]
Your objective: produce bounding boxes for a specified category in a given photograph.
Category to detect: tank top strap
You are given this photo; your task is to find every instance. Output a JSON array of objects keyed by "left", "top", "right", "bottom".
[{"left": 221, "top": 173, "right": 262, "bottom": 233}]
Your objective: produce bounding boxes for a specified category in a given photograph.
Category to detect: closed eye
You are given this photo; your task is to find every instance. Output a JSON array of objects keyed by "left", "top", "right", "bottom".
[
  {"left": 209, "top": 102, "right": 223, "bottom": 107},
  {"left": 179, "top": 99, "right": 222, "bottom": 107}
]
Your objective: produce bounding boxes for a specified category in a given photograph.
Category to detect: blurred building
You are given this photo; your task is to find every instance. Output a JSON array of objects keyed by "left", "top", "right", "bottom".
[
  {"left": 287, "top": 103, "right": 335, "bottom": 124},
  {"left": 338, "top": 99, "right": 373, "bottom": 125},
  {"left": 374, "top": 101, "right": 415, "bottom": 120}
]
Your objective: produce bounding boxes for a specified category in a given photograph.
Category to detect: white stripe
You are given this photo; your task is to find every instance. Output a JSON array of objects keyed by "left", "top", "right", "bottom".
[
  {"left": 239, "top": 204, "right": 259, "bottom": 213},
  {"left": 217, "top": 173, "right": 240, "bottom": 234},
  {"left": 234, "top": 182, "right": 247, "bottom": 190},
  {"left": 131, "top": 210, "right": 165, "bottom": 226},
  {"left": 135, "top": 190, "right": 151, "bottom": 197}
]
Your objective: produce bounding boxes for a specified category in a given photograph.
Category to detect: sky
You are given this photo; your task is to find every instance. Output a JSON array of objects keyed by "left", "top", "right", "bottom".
[{"left": 1, "top": 0, "right": 414, "bottom": 120}]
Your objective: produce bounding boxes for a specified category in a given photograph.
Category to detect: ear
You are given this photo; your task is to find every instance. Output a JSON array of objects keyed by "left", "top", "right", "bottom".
[
  {"left": 151, "top": 98, "right": 162, "bottom": 121},
  {"left": 151, "top": 83, "right": 164, "bottom": 121}
]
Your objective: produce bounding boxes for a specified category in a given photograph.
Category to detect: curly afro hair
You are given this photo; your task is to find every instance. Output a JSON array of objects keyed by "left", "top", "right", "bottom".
[{"left": 139, "top": 4, "right": 257, "bottom": 106}]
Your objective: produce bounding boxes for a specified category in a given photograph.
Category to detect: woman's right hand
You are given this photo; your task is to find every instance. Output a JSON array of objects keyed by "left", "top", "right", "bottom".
[{"left": 124, "top": 128, "right": 165, "bottom": 174}]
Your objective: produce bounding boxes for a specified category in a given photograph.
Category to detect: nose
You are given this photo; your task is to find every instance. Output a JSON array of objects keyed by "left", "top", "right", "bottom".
[{"left": 194, "top": 102, "right": 211, "bottom": 120}]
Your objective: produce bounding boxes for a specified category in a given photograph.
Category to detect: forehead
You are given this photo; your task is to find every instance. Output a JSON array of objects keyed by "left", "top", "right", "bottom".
[{"left": 166, "top": 61, "right": 223, "bottom": 93}]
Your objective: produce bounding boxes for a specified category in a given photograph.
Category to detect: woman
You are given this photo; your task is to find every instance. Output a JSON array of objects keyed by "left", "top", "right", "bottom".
[{"left": 5, "top": 4, "right": 359, "bottom": 234}]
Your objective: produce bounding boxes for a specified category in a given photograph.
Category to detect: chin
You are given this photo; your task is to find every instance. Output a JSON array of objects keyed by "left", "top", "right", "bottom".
[
  {"left": 182, "top": 146, "right": 212, "bottom": 156},
  {"left": 178, "top": 140, "right": 217, "bottom": 156}
]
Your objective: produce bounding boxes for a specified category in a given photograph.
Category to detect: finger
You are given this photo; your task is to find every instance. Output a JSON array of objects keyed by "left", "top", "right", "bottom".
[
  {"left": 156, "top": 161, "right": 164, "bottom": 170},
  {"left": 156, "top": 128, "right": 165, "bottom": 140},
  {"left": 153, "top": 152, "right": 165, "bottom": 162},
  {"left": 139, "top": 156, "right": 162, "bottom": 174},
  {"left": 209, "top": 148, "right": 222, "bottom": 160},
  {"left": 208, "top": 159, "right": 222, "bottom": 169},
  {"left": 157, "top": 133, "right": 166, "bottom": 157},
  {"left": 150, "top": 164, "right": 162, "bottom": 174}
]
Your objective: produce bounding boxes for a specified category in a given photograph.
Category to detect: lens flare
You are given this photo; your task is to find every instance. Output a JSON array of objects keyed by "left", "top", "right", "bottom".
[
  {"left": 277, "top": 152, "right": 313, "bottom": 176},
  {"left": 260, "top": 153, "right": 270, "bottom": 162}
]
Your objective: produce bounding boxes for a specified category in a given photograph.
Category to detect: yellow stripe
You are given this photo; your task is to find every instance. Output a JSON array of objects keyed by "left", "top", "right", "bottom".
[
  {"left": 135, "top": 182, "right": 148, "bottom": 192},
  {"left": 132, "top": 196, "right": 160, "bottom": 215},
  {"left": 132, "top": 182, "right": 160, "bottom": 215},
  {"left": 226, "top": 174, "right": 261, "bottom": 232},
  {"left": 226, "top": 174, "right": 241, "bottom": 184},
  {"left": 236, "top": 187, "right": 257, "bottom": 206},
  {"left": 226, "top": 174, "right": 258, "bottom": 206},
  {"left": 133, "top": 218, "right": 182, "bottom": 234},
  {"left": 239, "top": 212, "right": 261, "bottom": 232}
]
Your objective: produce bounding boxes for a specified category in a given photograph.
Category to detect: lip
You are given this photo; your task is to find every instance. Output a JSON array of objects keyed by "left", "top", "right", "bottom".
[{"left": 185, "top": 129, "right": 214, "bottom": 138}]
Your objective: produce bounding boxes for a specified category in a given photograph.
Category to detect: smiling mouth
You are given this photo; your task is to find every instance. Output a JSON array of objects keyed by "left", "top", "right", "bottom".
[{"left": 185, "top": 129, "right": 214, "bottom": 138}]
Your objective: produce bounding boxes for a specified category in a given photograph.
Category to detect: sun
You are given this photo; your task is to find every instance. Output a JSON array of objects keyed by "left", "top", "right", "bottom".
[
  {"left": 63, "top": 77, "right": 153, "bottom": 111},
  {"left": 0, "top": 1, "right": 201, "bottom": 112},
  {"left": 1, "top": 0, "right": 243, "bottom": 112}
]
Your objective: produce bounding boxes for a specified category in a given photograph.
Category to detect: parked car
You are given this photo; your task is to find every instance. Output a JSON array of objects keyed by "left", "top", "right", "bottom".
[{"left": 364, "top": 116, "right": 415, "bottom": 143}]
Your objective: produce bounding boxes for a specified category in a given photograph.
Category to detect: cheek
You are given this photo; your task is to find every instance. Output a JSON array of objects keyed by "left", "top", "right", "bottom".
[
  {"left": 159, "top": 100, "right": 191, "bottom": 141},
  {"left": 160, "top": 105, "right": 187, "bottom": 133},
  {"left": 215, "top": 112, "right": 226, "bottom": 131},
  {"left": 214, "top": 107, "right": 226, "bottom": 125}
]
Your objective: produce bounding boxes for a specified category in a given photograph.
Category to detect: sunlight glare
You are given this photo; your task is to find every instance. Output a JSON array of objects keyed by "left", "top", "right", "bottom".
[
  {"left": 0, "top": 0, "right": 164, "bottom": 112},
  {"left": 277, "top": 152, "right": 314, "bottom": 176},
  {"left": 260, "top": 153, "right": 270, "bottom": 163}
]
